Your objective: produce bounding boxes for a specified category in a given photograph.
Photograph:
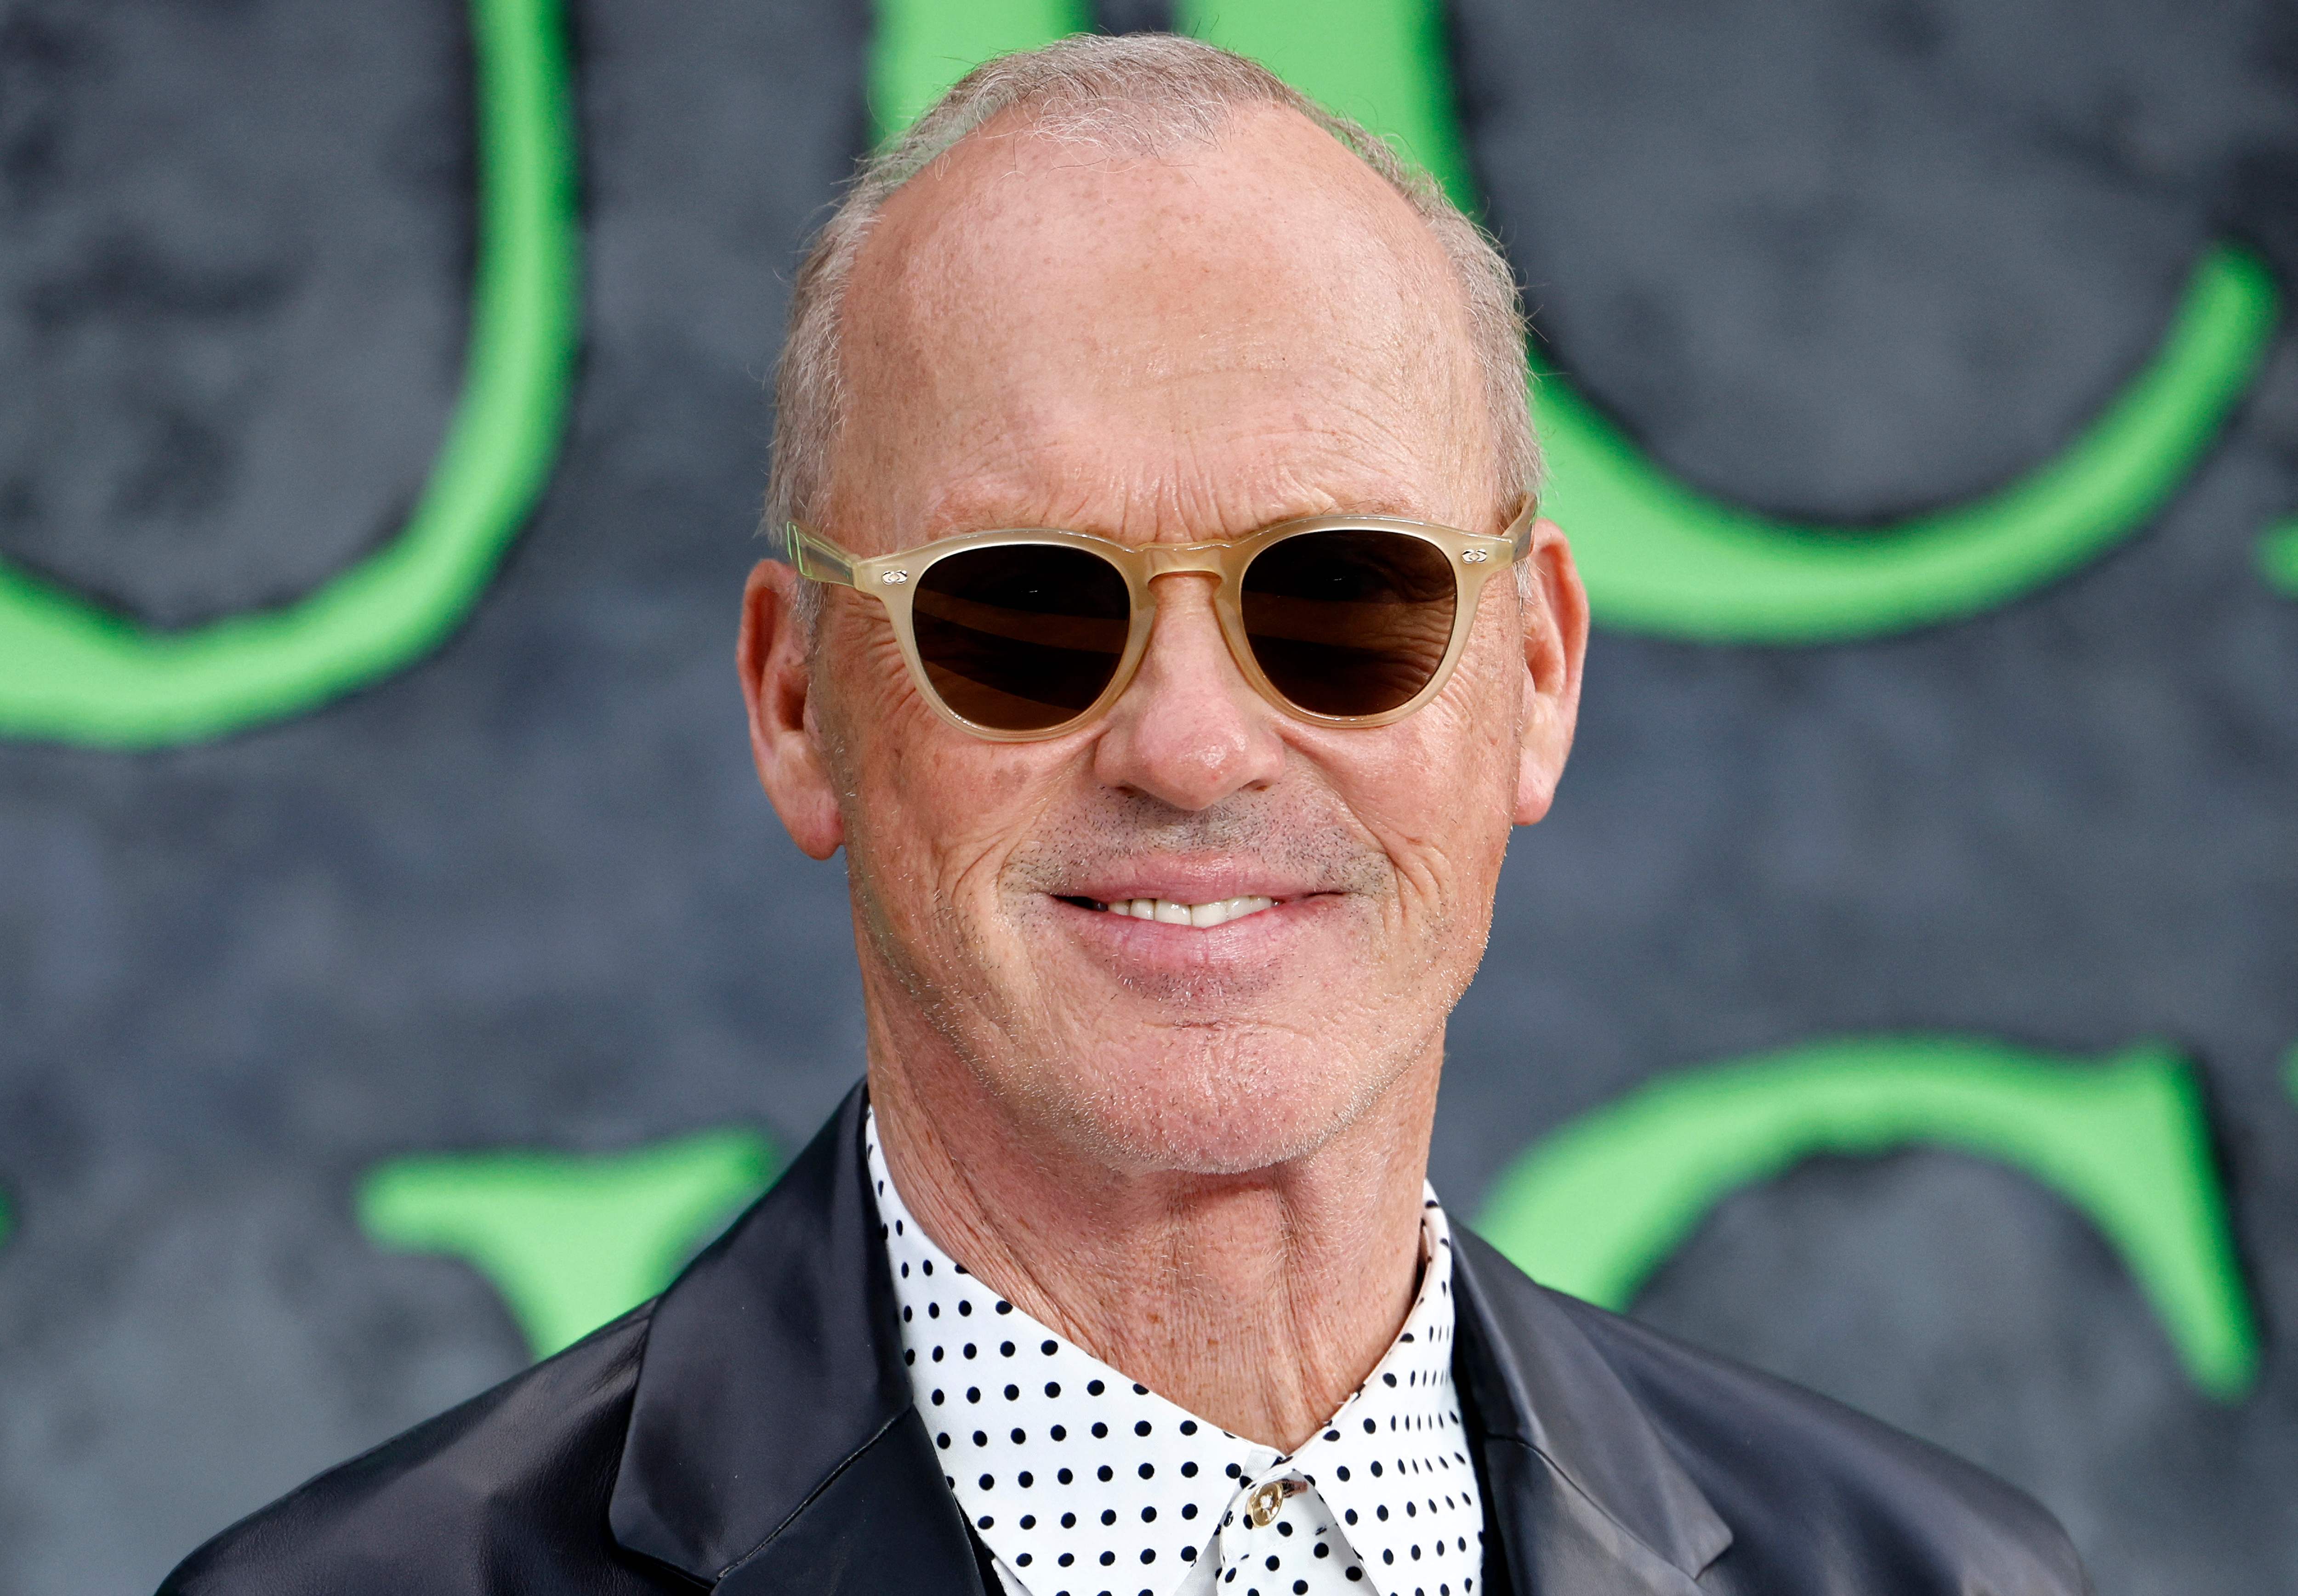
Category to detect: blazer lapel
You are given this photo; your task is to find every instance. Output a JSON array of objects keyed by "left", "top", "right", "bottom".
[
  {"left": 714, "top": 1407, "right": 988, "bottom": 1596},
  {"left": 607, "top": 1084, "right": 987, "bottom": 1596},
  {"left": 1473, "top": 1442, "right": 1719, "bottom": 1596},
  {"left": 1451, "top": 1227, "right": 1733, "bottom": 1596}
]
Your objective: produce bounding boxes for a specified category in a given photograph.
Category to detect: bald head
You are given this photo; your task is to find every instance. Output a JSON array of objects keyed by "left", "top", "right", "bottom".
[
  {"left": 767, "top": 34, "right": 1538, "bottom": 558},
  {"left": 827, "top": 103, "right": 1493, "bottom": 548}
]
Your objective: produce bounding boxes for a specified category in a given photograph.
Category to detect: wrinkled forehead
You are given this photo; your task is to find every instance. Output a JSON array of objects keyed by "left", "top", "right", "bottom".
[{"left": 829, "top": 104, "right": 1490, "bottom": 545}]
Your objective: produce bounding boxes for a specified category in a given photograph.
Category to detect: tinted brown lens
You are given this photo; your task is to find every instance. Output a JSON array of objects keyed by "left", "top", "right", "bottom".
[
  {"left": 1240, "top": 529, "right": 1458, "bottom": 717},
  {"left": 910, "top": 545, "right": 1132, "bottom": 731}
]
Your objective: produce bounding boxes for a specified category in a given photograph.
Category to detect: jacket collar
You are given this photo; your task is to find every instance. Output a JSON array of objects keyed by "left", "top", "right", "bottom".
[
  {"left": 1451, "top": 1226, "right": 1733, "bottom": 1593},
  {"left": 608, "top": 1084, "right": 989, "bottom": 1594},
  {"left": 609, "top": 1083, "right": 1729, "bottom": 1595}
]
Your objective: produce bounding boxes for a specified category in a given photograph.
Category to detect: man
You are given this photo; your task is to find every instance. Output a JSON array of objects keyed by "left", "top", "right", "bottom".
[{"left": 165, "top": 34, "right": 2088, "bottom": 1596}]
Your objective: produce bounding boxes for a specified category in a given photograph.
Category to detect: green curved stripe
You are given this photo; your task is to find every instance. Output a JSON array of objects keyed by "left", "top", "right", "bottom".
[
  {"left": 1476, "top": 1037, "right": 2258, "bottom": 1398},
  {"left": 359, "top": 1127, "right": 779, "bottom": 1358},
  {"left": 1547, "top": 250, "right": 2278, "bottom": 639},
  {"left": 0, "top": 0, "right": 578, "bottom": 747},
  {"left": 1174, "top": 1, "right": 2280, "bottom": 642}
]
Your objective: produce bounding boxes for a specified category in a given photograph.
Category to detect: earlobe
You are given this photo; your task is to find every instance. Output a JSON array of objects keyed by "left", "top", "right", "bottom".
[
  {"left": 738, "top": 558, "right": 846, "bottom": 859},
  {"left": 1512, "top": 519, "right": 1590, "bottom": 827}
]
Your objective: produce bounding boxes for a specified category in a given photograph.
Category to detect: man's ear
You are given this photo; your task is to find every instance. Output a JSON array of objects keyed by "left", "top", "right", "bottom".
[
  {"left": 738, "top": 557, "right": 845, "bottom": 859},
  {"left": 1513, "top": 517, "right": 1590, "bottom": 826}
]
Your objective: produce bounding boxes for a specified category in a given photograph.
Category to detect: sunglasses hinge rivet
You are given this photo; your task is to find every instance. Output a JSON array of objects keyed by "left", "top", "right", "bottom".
[
  {"left": 1461, "top": 549, "right": 1489, "bottom": 564},
  {"left": 882, "top": 570, "right": 909, "bottom": 584}
]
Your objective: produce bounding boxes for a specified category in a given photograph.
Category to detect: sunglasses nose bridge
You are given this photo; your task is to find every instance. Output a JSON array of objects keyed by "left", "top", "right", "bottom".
[
  {"left": 1117, "top": 546, "right": 1254, "bottom": 701},
  {"left": 1133, "top": 547, "right": 1248, "bottom": 683},
  {"left": 1137, "top": 543, "right": 1232, "bottom": 583}
]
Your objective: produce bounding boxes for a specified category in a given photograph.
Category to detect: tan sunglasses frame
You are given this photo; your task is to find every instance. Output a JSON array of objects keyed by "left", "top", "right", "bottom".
[{"left": 787, "top": 500, "right": 1535, "bottom": 741}]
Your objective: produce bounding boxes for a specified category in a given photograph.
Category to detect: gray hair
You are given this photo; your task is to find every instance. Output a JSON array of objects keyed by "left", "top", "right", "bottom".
[{"left": 766, "top": 33, "right": 1541, "bottom": 606}]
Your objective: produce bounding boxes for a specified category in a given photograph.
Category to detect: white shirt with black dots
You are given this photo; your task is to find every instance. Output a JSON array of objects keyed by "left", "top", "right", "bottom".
[{"left": 865, "top": 1111, "right": 1485, "bottom": 1596}]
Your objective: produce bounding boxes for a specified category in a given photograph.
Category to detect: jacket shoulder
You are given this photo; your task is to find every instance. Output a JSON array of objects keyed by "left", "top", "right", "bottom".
[
  {"left": 1458, "top": 1230, "right": 2089, "bottom": 1595},
  {"left": 1556, "top": 1291, "right": 2089, "bottom": 1595},
  {"left": 158, "top": 1306, "right": 686, "bottom": 1596}
]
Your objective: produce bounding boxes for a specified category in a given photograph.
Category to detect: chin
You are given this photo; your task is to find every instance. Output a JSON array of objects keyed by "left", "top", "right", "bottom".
[{"left": 1024, "top": 1025, "right": 1406, "bottom": 1177}]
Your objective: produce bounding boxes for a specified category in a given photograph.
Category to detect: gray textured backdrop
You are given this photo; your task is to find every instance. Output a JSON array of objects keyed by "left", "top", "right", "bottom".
[{"left": 3, "top": 0, "right": 2295, "bottom": 1591}]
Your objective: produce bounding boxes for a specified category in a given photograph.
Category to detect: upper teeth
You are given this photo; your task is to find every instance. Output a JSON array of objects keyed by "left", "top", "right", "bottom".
[{"left": 1105, "top": 896, "right": 1275, "bottom": 928}]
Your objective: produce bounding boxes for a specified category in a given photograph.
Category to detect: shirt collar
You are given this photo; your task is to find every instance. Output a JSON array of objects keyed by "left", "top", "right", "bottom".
[
  {"left": 866, "top": 1109, "right": 1479, "bottom": 1596},
  {"left": 1274, "top": 1193, "right": 1480, "bottom": 1593}
]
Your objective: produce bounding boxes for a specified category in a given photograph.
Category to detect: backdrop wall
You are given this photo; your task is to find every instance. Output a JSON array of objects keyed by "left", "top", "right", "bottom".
[{"left": 3, "top": 1, "right": 2295, "bottom": 1591}]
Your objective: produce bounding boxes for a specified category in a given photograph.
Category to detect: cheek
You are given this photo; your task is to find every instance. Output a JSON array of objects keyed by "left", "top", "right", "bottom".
[
  {"left": 1426, "top": 602, "right": 1536, "bottom": 817},
  {"left": 832, "top": 683, "right": 1073, "bottom": 952},
  {"left": 1320, "top": 630, "right": 1523, "bottom": 938},
  {"left": 895, "top": 747, "right": 1044, "bottom": 909}
]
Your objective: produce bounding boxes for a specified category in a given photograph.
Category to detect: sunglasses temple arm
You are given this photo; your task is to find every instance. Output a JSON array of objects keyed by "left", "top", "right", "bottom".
[
  {"left": 1505, "top": 496, "right": 1538, "bottom": 564},
  {"left": 786, "top": 522, "right": 859, "bottom": 589}
]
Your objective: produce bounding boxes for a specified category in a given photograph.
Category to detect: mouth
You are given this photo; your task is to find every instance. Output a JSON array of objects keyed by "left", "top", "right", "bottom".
[{"left": 1056, "top": 894, "right": 1279, "bottom": 929}]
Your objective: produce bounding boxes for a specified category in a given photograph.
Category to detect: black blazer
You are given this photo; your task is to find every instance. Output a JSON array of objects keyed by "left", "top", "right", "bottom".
[{"left": 162, "top": 1087, "right": 2088, "bottom": 1595}]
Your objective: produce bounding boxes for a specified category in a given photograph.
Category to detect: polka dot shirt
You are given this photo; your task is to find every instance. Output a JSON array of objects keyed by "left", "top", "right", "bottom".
[{"left": 866, "top": 1112, "right": 1485, "bottom": 1596}]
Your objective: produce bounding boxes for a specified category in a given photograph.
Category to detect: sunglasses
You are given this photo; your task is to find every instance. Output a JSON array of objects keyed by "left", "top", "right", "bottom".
[{"left": 786, "top": 500, "right": 1533, "bottom": 740}]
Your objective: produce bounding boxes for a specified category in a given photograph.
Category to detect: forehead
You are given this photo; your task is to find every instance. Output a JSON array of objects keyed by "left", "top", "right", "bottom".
[{"left": 830, "top": 104, "right": 1489, "bottom": 546}]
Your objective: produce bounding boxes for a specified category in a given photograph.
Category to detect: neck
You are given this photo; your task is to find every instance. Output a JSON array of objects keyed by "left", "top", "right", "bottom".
[{"left": 865, "top": 1023, "right": 1438, "bottom": 1455}]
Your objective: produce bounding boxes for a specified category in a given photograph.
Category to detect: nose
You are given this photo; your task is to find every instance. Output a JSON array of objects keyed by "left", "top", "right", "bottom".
[{"left": 1092, "top": 574, "right": 1286, "bottom": 810}]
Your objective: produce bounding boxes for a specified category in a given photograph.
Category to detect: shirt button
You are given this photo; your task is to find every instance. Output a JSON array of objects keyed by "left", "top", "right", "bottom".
[{"left": 1244, "top": 1479, "right": 1298, "bottom": 1527}]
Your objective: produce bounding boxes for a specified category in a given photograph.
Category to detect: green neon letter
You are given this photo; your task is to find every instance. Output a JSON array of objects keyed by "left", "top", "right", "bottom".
[
  {"left": 1476, "top": 1037, "right": 2258, "bottom": 1398},
  {"left": 358, "top": 1127, "right": 779, "bottom": 1358},
  {"left": 0, "top": 0, "right": 580, "bottom": 747},
  {"left": 1545, "top": 253, "right": 2278, "bottom": 639}
]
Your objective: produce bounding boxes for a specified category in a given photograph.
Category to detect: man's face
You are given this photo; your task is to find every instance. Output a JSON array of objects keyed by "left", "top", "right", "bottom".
[{"left": 768, "top": 107, "right": 1581, "bottom": 1176}]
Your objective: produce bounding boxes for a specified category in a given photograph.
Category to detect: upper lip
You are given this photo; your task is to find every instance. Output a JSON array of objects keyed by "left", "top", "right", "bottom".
[{"left": 1053, "top": 862, "right": 1323, "bottom": 906}]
